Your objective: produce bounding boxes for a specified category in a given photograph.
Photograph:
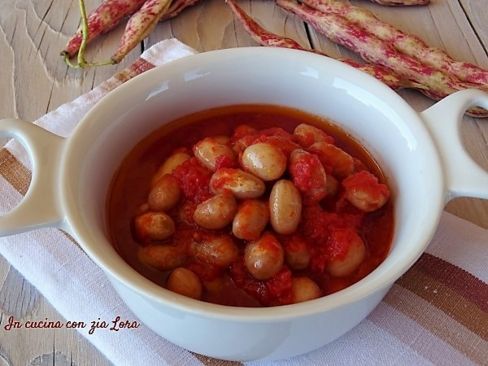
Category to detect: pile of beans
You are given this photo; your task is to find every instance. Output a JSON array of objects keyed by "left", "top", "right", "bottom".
[{"left": 132, "top": 122, "right": 391, "bottom": 306}]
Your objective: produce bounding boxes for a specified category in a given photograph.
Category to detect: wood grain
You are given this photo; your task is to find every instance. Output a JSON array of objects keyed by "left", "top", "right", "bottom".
[
  {"left": 0, "top": 0, "right": 486, "bottom": 365},
  {"left": 459, "top": 0, "right": 488, "bottom": 52},
  {"left": 146, "top": 0, "right": 311, "bottom": 51},
  {"left": 30, "top": 352, "right": 72, "bottom": 366},
  {"left": 0, "top": 345, "right": 12, "bottom": 366},
  {"left": 0, "top": 267, "right": 39, "bottom": 319}
]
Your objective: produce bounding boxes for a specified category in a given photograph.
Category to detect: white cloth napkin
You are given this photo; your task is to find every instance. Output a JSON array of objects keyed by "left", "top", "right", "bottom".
[{"left": 0, "top": 39, "right": 487, "bottom": 366}]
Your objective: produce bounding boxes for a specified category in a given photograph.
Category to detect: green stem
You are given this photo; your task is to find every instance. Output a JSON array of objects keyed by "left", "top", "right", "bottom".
[
  {"left": 77, "top": 0, "right": 90, "bottom": 67},
  {"left": 65, "top": 0, "right": 115, "bottom": 68}
]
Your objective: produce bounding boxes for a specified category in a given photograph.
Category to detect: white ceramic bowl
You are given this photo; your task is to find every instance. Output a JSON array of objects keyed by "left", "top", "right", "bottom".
[{"left": 1, "top": 48, "right": 487, "bottom": 361}]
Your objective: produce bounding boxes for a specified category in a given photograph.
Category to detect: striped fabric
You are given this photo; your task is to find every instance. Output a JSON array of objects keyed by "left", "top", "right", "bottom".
[{"left": 0, "top": 39, "right": 486, "bottom": 366}]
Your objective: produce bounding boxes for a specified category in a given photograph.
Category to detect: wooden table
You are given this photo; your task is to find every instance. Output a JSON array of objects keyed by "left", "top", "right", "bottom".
[{"left": 0, "top": 0, "right": 486, "bottom": 364}]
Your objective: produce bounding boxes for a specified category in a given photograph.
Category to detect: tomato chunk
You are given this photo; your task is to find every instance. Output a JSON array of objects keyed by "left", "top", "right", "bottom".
[
  {"left": 266, "top": 267, "right": 293, "bottom": 306},
  {"left": 327, "top": 228, "right": 366, "bottom": 277},
  {"left": 342, "top": 171, "right": 390, "bottom": 212},
  {"left": 172, "top": 158, "right": 212, "bottom": 203},
  {"left": 230, "top": 260, "right": 293, "bottom": 306},
  {"left": 289, "top": 149, "right": 327, "bottom": 203}
]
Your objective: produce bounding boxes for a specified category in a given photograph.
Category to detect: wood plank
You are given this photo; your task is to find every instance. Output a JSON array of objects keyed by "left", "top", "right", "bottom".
[
  {"left": 146, "top": 0, "right": 311, "bottom": 51},
  {"left": 0, "top": 267, "right": 39, "bottom": 319},
  {"left": 0, "top": 0, "right": 139, "bottom": 123},
  {"left": 0, "top": 13, "right": 16, "bottom": 121},
  {"left": 0, "top": 2, "right": 18, "bottom": 147},
  {"left": 459, "top": 0, "right": 488, "bottom": 52}
]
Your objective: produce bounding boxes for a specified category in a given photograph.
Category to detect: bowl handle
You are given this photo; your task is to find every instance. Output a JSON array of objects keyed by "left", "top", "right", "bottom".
[
  {"left": 0, "top": 119, "right": 65, "bottom": 236},
  {"left": 420, "top": 89, "right": 488, "bottom": 201}
]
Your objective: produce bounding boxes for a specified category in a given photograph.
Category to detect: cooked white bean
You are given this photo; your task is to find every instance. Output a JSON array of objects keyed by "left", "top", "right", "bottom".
[
  {"left": 289, "top": 149, "right": 328, "bottom": 203},
  {"left": 134, "top": 212, "right": 175, "bottom": 241},
  {"left": 178, "top": 201, "right": 196, "bottom": 225},
  {"left": 148, "top": 174, "right": 181, "bottom": 211},
  {"left": 241, "top": 143, "right": 287, "bottom": 181},
  {"left": 232, "top": 200, "right": 269, "bottom": 240},
  {"left": 193, "top": 137, "right": 235, "bottom": 171},
  {"left": 210, "top": 168, "right": 265, "bottom": 199},
  {"left": 293, "top": 123, "right": 334, "bottom": 147},
  {"left": 166, "top": 267, "right": 202, "bottom": 300},
  {"left": 233, "top": 124, "right": 257, "bottom": 139},
  {"left": 244, "top": 233, "right": 284, "bottom": 280},
  {"left": 138, "top": 244, "right": 186, "bottom": 271},
  {"left": 343, "top": 171, "right": 390, "bottom": 212},
  {"left": 292, "top": 277, "right": 321, "bottom": 303},
  {"left": 269, "top": 180, "right": 302, "bottom": 235},
  {"left": 309, "top": 142, "right": 354, "bottom": 178},
  {"left": 191, "top": 234, "right": 239, "bottom": 267},
  {"left": 327, "top": 229, "right": 366, "bottom": 277},
  {"left": 325, "top": 174, "right": 339, "bottom": 197},
  {"left": 136, "top": 203, "right": 150, "bottom": 215},
  {"left": 193, "top": 192, "right": 237, "bottom": 229},
  {"left": 284, "top": 236, "right": 310, "bottom": 270},
  {"left": 152, "top": 152, "right": 190, "bottom": 185},
  {"left": 213, "top": 135, "right": 231, "bottom": 145}
]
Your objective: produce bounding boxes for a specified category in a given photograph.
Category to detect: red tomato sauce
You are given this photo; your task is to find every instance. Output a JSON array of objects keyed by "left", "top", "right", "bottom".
[
  {"left": 107, "top": 104, "right": 394, "bottom": 306},
  {"left": 172, "top": 158, "right": 212, "bottom": 203}
]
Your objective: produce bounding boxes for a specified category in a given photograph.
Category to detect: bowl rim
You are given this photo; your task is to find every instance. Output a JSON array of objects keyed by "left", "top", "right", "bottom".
[{"left": 60, "top": 47, "right": 445, "bottom": 321}]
